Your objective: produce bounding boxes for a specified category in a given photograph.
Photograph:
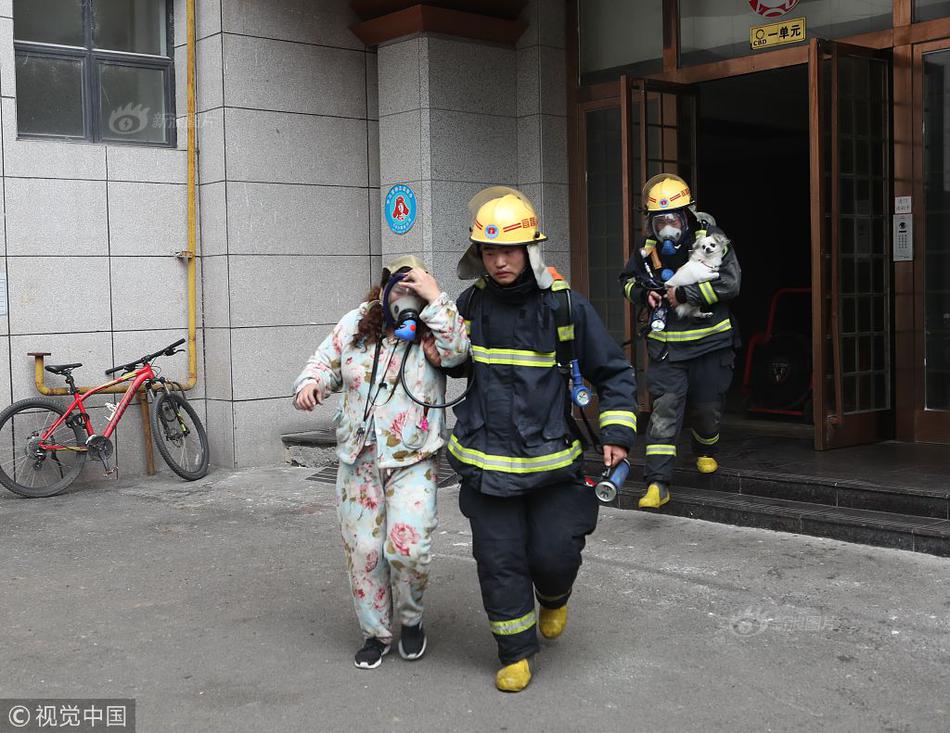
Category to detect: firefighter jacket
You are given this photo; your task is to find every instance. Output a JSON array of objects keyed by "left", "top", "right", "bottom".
[
  {"left": 447, "top": 272, "right": 638, "bottom": 498},
  {"left": 621, "top": 224, "right": 742, "bottom": 362}
]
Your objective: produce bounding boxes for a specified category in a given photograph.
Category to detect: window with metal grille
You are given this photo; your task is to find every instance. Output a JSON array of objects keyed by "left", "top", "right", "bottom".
[{"left": 13, "top": 0, "right": 175, "bottom": 147}]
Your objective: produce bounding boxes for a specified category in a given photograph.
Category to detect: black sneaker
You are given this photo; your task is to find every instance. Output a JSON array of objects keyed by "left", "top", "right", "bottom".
[
  {"left": 399, "top": 623, "right": 427, "bottom": 661},
  {"left": 354, "top": 638, "right": 390, "bottom": 669}
]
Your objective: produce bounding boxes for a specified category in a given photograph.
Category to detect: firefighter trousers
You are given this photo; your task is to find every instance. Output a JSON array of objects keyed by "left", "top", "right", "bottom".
[
  {"left": 458, "top": 476, "right": 599, "bottom": 665},
  {"left": 644, "top": 347, "right": 735, "bottom": 486}
]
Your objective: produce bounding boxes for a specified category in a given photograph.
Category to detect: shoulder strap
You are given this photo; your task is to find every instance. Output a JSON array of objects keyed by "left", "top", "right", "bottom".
[
  {"left": 457, "top": 278, "right": 485, "bottom": 337},
  {"left": 550, "top": 277, "right": 575, "bottom": 368}
]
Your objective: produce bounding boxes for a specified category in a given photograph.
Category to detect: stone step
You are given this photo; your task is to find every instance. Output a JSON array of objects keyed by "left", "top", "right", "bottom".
[
  {"left": 615, "top": 483, "right": 950, "bottom": 558},
  {"left": 583, "top": 455, "right": 950, "bottom": 521},
  {"left": 282, "top": 429, "right": 336, "bottom": 468}
]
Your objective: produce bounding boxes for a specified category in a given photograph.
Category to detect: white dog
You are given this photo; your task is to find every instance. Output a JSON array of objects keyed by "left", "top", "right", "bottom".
[{"left": 663, "top": 232, "right": 728, "bottom": 319}]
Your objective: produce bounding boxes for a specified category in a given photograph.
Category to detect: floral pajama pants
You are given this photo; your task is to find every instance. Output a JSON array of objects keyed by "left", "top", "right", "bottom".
[{"left": 335, "top": 442, "right": 438, "bottom": 643}]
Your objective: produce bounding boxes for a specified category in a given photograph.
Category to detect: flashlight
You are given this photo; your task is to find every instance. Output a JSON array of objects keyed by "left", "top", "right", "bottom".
[
  {"left": 594, "top": 458, "right": 630, "bottom": 504},
  {"left": 650, "top": 302, "right": 669, "bottom": 332}
]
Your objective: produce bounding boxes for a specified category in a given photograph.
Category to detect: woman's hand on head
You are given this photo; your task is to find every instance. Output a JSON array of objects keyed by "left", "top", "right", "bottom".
[
  {"left": 294, "top": 383, "right": 321, "bottom": 411},
  {"left": 401, "top": 268, "right": 441, "bottom": 303}
]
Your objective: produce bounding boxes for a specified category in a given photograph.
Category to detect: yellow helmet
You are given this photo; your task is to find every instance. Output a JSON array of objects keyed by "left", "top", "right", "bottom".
[
  {"left": 469, "top": 187, "right": 546, "bottom": 246},
  {"left": 458, "top": 186, "right": 554, "bottom": 288},
  {"left": 643, "top": 173, "right": 693, "bottom": 213}
]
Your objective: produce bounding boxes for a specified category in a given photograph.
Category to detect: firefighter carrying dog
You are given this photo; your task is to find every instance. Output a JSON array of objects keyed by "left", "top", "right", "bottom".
[{"left": 620, "top": 173, "right": 742, "bottom": 509}]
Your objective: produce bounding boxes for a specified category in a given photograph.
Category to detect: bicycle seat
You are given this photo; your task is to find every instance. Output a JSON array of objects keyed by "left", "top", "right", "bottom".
[{"left": 45, "top": 363, "right": 83, "bottom": 376}]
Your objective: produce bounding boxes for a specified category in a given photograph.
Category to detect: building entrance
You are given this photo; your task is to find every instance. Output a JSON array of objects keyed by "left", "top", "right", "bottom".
[
  {"left": 577, "top": 41, "right": 896, "bottom": 450},
  {"left": 696, "top": 66, "right": 812, "bottom": 430}
]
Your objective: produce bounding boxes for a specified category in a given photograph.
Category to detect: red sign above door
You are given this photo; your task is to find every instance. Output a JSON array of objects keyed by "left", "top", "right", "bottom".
[{"left": 748, "top": 0, "right": 800, "bottom": 18}]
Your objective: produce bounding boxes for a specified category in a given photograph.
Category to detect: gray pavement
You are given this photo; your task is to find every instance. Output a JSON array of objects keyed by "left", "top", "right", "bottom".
[{"left": 1, "top": 465, "right": 948, "bottom": 733}]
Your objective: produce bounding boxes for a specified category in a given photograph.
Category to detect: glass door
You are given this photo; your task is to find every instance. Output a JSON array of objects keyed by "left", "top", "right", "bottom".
[
  {"left": 808, "top": 39, "right": 893, "bottom": 449},
  {"left": 913, "top": 41, "right": 950, "bottom": 442},
  {"left": 627, "top": 78, "right": 698, "bottom": 411}
]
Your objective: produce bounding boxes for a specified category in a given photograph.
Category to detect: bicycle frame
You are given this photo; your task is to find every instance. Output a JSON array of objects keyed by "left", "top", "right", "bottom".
[{"left": 39, "top": 364, "right": 157, "bottom": 451}]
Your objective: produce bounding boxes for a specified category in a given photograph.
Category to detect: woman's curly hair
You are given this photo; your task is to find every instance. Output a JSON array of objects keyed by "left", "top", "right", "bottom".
[{"left": 353, "top": 285, "right": 384, "bottom": 346}]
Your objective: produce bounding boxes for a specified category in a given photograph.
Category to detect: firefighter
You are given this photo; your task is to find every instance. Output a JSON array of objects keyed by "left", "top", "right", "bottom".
[
  {"left": 449, "top": 187, "right": 637, "bottom": 692},
  {"left": 620, "top": 173, "right": 742, "bottom": 509}
]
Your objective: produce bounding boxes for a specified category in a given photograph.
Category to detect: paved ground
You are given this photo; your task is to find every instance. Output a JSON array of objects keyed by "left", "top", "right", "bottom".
[{"left": 1, "top": 465, "right": 948, "bottom": 732}]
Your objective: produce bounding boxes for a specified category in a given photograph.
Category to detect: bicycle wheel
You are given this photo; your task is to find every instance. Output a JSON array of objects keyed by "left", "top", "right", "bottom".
[
  {"left": 0, "top": 398, "right": 87, "bottom": 498},
  {"left": 150, "top": 391, "right": 209, "bottom": 480}
]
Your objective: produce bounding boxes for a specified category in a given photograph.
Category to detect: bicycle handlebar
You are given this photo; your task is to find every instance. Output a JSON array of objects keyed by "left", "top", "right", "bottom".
[{"left": 105, "top": 338, "right": 186, "bottom": 376}]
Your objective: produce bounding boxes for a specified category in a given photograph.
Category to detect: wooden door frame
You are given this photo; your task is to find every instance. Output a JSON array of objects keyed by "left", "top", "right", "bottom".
[
  {"left": 570, "top": 94, "right": 622, "bottom": 302},
  {"left": 912, "top": 39, "right": 950, "bottom": 442}
]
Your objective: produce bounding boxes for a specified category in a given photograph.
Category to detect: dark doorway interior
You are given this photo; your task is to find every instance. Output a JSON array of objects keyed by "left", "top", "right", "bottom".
[{"left": 697, "top": 65, "right": 812, "bottom": 427}]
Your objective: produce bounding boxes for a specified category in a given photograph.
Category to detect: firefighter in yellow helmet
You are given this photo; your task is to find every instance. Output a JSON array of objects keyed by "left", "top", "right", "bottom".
[
  {"left": 620, "top": 173, "right": 742, "bottom": 509},
  {"left": 452, "top": 187, "right": 637, "bottom": 692}
]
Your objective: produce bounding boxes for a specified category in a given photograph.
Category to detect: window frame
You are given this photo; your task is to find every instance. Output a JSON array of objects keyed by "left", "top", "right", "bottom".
[{"left": 13, "top": 0, "right": 176, "bottom": 148}]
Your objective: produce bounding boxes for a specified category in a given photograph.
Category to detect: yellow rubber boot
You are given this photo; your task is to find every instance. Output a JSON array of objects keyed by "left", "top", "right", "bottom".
[
  {"left": 539, "top": 606, "right": 568, "bottom": 639},
  {"left": 638, "top": 482, "right": 670, "bottom": 509},
  {"left": 696, "top": 456, "right": 718, "bottom": 474},
  {"left": 495, "top": 658, "right": 532, "bottom": 692}
]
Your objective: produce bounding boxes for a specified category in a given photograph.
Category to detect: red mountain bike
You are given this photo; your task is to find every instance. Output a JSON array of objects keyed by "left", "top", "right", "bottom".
[{"left": 0, "top": 338, "right": 209, "bottom": 498}]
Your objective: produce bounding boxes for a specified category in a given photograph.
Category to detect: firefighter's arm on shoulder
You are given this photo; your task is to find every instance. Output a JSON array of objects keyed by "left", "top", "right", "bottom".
[
  {"left": 573, "top": 293, "right": 638, "bottom": 450},
  {"left": 678, "top": 244, "right": 742, "bottom": 308}
]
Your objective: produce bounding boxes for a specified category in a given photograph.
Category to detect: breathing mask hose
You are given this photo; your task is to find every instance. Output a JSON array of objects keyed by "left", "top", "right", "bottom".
[{"left": 398, "top": 341, "right": 475, "bottom": 409}]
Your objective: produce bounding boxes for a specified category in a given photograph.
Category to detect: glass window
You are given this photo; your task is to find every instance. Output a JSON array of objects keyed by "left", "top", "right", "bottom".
[
  {"left": 15, "top": 54, "right": 85, "bottom": 137},
  {"left": 680, "top": 0, "right": 892, "bottom": 66},
  {"left": 922, "top": 50, "right": 950, "bottom": 411},
  {"left": 99, "top": 64, "right": 169, "bottom": 144},
  {"left": 580, "top": 1, "right": 663, "bottom": 84},
  {"left": 13, "top": 0, "right": 174, "bottom": 145},
  {"left": 93, "top": 0, "right": 167, "bottom": 55},
  {"left": 13, "top": 0, "right": 84, "bottom": 46},
  {"left": 915, "top": 0, "right": 950, "bottom": 22}
]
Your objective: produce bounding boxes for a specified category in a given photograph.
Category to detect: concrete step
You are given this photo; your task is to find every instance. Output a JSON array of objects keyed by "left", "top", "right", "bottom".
[
  {"left": 616, "top": 483, "right": 950, "bottom": 558},
  {"left": 282, "top": 429, "right": 336, "bottom": 468},
  {"left": 584, "top": 455, "right": 950, "bottom": 521}
]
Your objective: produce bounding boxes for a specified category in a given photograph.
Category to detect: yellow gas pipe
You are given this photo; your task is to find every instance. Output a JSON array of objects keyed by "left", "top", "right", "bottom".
[
  {"left": 28, "top": 0, "right": 199, "bottom": 473},
  {"left": 30, "top": 0, "right": 198, "bottom": 396}
]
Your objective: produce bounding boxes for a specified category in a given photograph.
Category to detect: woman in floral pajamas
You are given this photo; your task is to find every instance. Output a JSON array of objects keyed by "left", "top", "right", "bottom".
[{"left": 293, "top": 256, "right": 470, "bottom": 669}]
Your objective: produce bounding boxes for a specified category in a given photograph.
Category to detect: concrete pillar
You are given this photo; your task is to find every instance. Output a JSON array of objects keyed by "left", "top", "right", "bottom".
[
  {"left": 516, "top": 0, "right": 570, "bottom": 277},
  {"left": 375, "top": 0, "right": 569, "bottom": 295},
  {"left": 377, "top": 35, "right": 518, "bottom": 293}
]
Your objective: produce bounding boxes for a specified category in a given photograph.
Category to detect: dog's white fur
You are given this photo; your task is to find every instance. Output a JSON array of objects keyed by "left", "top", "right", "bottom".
[{"left": 663, "top": 232, "right": 727, "bottom": 319}]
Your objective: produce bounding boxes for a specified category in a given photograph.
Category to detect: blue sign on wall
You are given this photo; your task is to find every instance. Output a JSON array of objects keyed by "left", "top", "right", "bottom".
[{"left": 385, "top": 184, "right": 417, "bottom": 235}]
